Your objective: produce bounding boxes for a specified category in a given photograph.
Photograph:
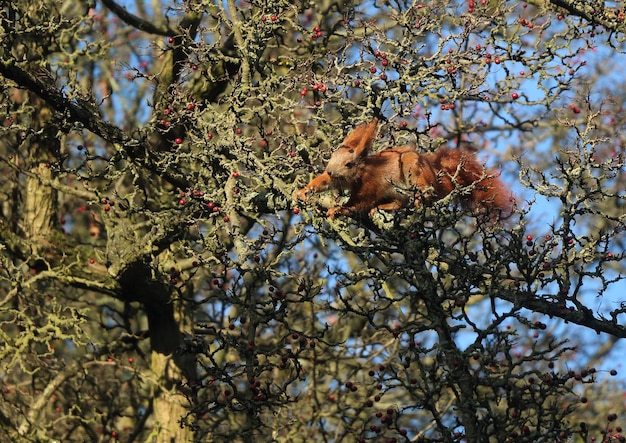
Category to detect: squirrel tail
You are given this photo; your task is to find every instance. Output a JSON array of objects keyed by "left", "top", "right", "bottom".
[
  {"left": 435, "top": 148, "right": 514, "bottom": 218},
  {"left": 472, "top": 170, "right": 514, "bottom": 218}
]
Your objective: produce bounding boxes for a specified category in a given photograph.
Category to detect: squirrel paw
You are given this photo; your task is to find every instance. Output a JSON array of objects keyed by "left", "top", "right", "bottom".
[
  {"left": 293, "top": 188, "right": 308, "bottom": 201},
  {"left": 327, "top": 206, "right": 347, "bottom": 220}
]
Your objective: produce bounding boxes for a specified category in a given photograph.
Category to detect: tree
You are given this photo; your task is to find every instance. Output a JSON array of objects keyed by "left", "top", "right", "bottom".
[{"left": 1, "top": 0, "right": 625, "bottom": 442}]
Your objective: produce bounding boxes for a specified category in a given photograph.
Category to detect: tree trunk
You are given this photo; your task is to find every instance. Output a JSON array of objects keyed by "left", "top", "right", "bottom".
[
  {"left": 21, "top": 94, "right": 58, "bottom": 251},
  {"left": 119, "top": 260, "right": 197, "bottom": 442},
  {"left": 149, "top": 297, "right": 197, "bottom": 443},
  {"left": 151, "top": 351, "right": 193, "bottom": 443}
]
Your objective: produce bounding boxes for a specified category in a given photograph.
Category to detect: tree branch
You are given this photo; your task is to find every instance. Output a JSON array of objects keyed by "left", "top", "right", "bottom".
[
  {"left": 0, "top": 59, "right": 191, "bottom": 190},
  {"left": 100, "top": 0, "right": 173, "bottom": 36},
  {"left": 17, "top": 336, "right": 145, "bottom": 437},
  {"left": 17, "top": 360, "right": 74, "bottom": 437},
  {"left": 503, "top": 291, "right": 626, "bottom": 338},
  {"left": 0, "top": 59, "right": 138, "bottom": 153},
  {"left": 534, "top": 0, "right": 626, "bottom": 34}
]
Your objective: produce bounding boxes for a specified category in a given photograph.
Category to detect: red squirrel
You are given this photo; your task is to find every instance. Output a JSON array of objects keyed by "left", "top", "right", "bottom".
[{"left": 293, "top": 118, "right": 512, "bottom": 220}]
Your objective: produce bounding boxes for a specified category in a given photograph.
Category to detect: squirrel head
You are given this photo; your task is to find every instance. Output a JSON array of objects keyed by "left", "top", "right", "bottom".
[{"left": 325, "top": 118, "right": 378, "bottom": 185}]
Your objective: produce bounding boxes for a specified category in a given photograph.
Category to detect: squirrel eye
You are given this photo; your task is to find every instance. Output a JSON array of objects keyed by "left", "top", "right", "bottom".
[{"left": 345, "top": 162, "right": 355, "bottom": 168}]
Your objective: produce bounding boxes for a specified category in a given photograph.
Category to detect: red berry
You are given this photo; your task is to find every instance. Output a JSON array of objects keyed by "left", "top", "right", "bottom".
[
  {"left": 175, "top": 137, "right": 182, "bottom": 144},
  {"left": 511, "top": 92, "right": 519, "bottom": 99}
]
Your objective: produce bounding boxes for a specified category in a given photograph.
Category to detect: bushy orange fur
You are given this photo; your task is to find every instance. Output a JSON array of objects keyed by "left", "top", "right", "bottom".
[{"left": 294, "top": 119, "right": 512, "bottom": 220}]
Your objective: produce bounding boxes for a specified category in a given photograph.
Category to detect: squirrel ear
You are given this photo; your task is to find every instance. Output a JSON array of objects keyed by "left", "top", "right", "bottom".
[{"left": 341, "top": 118, "right": 378, "bottom": 156}]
